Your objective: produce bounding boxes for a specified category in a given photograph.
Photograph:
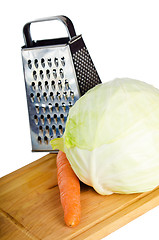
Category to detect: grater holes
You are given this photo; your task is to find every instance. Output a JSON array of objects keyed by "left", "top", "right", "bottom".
[
  {"left": 49, "top": 92, "right": 54, "bottom": 101},
  {"left": 52, "top": 125, "right": 56, "bottom": 135},
  {"left": 60, "top": 114, "right": 64, "bottom": 124},
  {"left": 56, "top": 91, "right": 61, "bottom": 101},
  {"left": 58, "top": 80, "right": 62, "bottom": 90},
  {"left": 62, "top": 102, "right": 66, "bottom": 112},
  {"left": 34, "top": 59, "right": 38, "bottom": 68},
  {"left": 52, "top": 125, "right": 56, "bottom": 130},
  {"left": 51, "top": 80, "right": 55, "bottom": 90},
  {"left": 30, "top": 93, "right": 34, "bottom": 102},
  {"left": 40, "top": 70, "right": 44, "bottom": 80},
  {"left": 46, "top": 69, "right": 50, "bottom": 79},
  {"left": 45, "top": 81, "right": 49, "bottom": 90},
  {"left": 47, "top": 114, "right": 51, "bottom": 124},
  {"left": 34, "top": 115, "right": 38, "bottom": 125},
  {"left": 48, "top": 102, "right": 53, "bottom": 112},
  {"left": 43, "top": 92, "right": 47, "bottom": 101},
  {"left": 37, "top": 136, "right": 42, "bottom": 144},
  {"left": 65, "top": 80, "right": 69, "bottom": 89},
  {"left": 59, "top": 125, "right": 63, "bottom": 135},
  {"left": 73, "top": 46, "right": 101, "bottom": 95},
  {"left": 53, "top": 69, "right": 57, "bottom": 79},
  {"left": 55, "top": 102, "right": 59, "bottom": 112},
  {"left": 63, "top": 91, "right": 67, "bottom": 100},
  {"left": 70, "top": 91, "right": 74, "bottom": 100},
  {"left": 69, "top": 101, "right": 72, "bottom": 108},
  {"left": 38, "top": 81, "right": 42, "bottom": 91},
  {"left": 47, "top": 58, "right": 52, "bottom": 67},
  {"left": 33, "top": 70, "right": 37, "bottom": 80},
  {"left": 54, "top": 114, "right": 58, "bottom": 123},
  {"left": 37, "top": 92, "right": 41, "bottom": 102},
  {"left": 61, "top": 57, "right": 65, "bottom": 66},
  {"left": 59, "top": 68, "right": 64, "bottom": 78},
  {"left": 28, "top": 60, "right": 32, "bottom": 69},
  {"left": 40, "top": 115, "right": 45, "bottom": 125},
  {"left": 45, "top": 125, "right": 50, "bottom": 134},
  {"left": 35, "top": 104, "right": 39, "bottom": 114},
  {"left": 42, "top": 104, "right": 46, "bottom": 113},
  {"left": 44, "top": 136, "right": 48, "bottom": 144},
  {"left": 41, "top": 58, "right": 45, "bottom": 68},
  {"left": 31, "top": 82, "right": 36, "bottom": 91},
  {"left": 39, "top": 125, "right": 43, "bottom": 134},
  {"left": 54, "top": 57, "right": 59, "bottom": 67}
]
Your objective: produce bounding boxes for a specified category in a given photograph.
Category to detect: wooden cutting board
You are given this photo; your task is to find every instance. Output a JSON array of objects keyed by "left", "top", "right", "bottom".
[{"left": 0, "top": 154, "right": 159, "bottom": 240}]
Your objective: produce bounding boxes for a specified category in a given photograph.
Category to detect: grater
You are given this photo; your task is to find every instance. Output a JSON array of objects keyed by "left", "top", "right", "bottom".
[{"left": 21, "top": 15, "right": 101, "bottom": 152}]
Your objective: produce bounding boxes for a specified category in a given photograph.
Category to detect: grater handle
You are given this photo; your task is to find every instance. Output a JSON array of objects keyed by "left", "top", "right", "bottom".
[{"left": 23, "top": 15, "right": 76, "bottom": 47}]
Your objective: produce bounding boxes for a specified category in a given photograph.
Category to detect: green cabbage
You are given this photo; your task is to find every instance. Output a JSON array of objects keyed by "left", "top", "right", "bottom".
[{"left": 50, "top": 78, "right": 159, "bottom": 195}]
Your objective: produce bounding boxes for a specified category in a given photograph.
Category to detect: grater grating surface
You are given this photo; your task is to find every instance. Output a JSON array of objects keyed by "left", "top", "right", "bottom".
[
  {"left": 73, "top": 46, "right": 100, "bottom": 95},
  {"left": 22, "top": 44, "right": 80, "bottom": 151}
]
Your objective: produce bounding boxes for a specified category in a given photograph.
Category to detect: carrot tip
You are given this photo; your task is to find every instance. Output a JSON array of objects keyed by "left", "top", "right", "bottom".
[
  {"left": 66, "top": 221, "right": 80, "bottom": 228},
  {"left": 65, "top": 216, "right": 80, "bottom": 227}
]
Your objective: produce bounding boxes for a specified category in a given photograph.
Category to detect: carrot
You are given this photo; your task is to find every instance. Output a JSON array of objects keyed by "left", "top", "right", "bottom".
[{"left": 56, "top": 150, "right": 81, "bottom": 227}]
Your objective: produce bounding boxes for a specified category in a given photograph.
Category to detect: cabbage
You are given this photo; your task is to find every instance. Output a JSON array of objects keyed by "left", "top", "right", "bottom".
[{"left": 50, "top": 78, "right": 159, "bottom": 195}]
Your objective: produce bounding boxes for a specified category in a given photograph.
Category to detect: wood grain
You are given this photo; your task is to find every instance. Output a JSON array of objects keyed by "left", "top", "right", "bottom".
[{"left": 0, "top": 153, "right": 159, "bottom": 240}]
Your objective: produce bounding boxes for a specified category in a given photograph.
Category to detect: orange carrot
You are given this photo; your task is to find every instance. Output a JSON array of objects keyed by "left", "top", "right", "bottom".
[{"left": 56, "top": 150, "right": 81, "bottom": 227}]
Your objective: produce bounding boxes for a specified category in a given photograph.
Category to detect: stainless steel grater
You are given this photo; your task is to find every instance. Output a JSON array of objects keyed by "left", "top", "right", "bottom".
[{"left": 21, "top": 15, "right": 101, "bottom": 152}]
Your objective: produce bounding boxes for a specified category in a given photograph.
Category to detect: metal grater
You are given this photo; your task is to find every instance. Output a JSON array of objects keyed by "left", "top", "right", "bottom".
[{"left": 21, "top": 15, "right": 101, "bottom": 152}]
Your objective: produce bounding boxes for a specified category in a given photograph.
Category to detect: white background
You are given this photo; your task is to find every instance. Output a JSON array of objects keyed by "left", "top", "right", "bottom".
[{"left": 1, "top": 0, "right": 159, "bottom": 239}]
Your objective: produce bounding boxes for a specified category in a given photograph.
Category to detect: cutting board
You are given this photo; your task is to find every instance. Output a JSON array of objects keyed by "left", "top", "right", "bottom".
[{"left": 0, "top": 154, "right": 159, "bottom": 240}]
